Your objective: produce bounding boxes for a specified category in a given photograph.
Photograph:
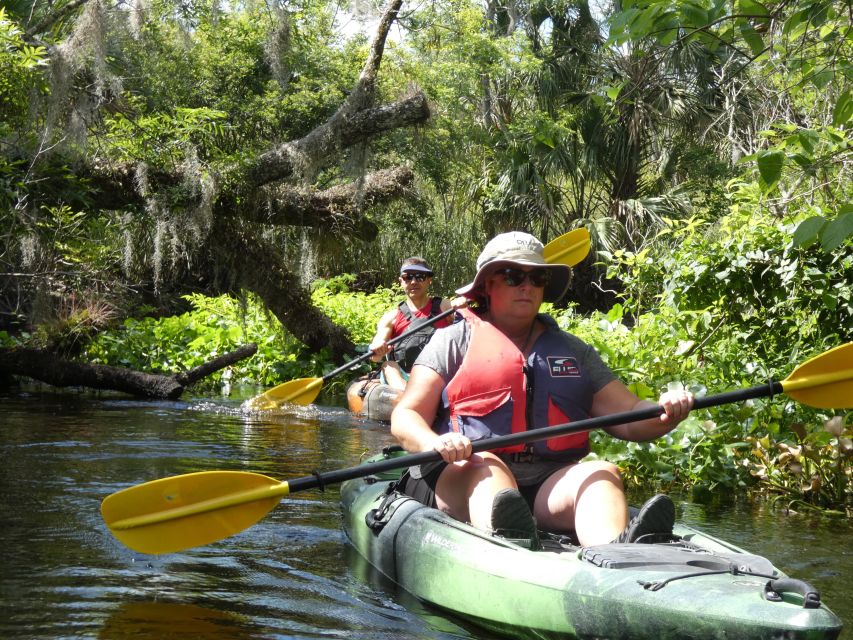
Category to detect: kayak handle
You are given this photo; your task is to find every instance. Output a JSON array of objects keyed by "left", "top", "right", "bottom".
[{"left": 763, "top": 578, "right": 821, "bottom": 608}]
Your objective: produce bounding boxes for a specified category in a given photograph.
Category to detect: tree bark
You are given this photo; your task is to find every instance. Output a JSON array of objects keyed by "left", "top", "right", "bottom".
[
  {"left": 205, "top": 227, "right": 356, "bottom": 358},
  {"left": 218, "top": 166, "right": 415, "bottom": 239},
  {"left": 0, "top": 344, "right": 258, "bottom": 399}
]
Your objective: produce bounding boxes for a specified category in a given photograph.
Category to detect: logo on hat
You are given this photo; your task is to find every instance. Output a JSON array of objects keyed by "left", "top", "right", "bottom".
[{"left": 547, "top": 356, "right": 580, "bottom": 377}]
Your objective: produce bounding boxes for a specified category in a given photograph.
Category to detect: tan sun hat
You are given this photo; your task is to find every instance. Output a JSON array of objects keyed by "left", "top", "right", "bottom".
[{"left": 456, "top": 231, "right": 571, "bottom": 303}]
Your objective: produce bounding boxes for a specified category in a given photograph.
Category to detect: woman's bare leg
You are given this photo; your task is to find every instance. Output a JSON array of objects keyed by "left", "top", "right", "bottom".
[{"left": 533, "top": 460, "right": 628, "bottom": 546}]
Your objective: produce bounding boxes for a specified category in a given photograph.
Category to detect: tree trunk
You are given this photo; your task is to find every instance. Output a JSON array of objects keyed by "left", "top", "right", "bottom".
[
  {"left": 210, "top": 227, "right": 356, "bottom": 359},
  {"left": 0, "top": 344, "right": 257, "bottom": 399}
]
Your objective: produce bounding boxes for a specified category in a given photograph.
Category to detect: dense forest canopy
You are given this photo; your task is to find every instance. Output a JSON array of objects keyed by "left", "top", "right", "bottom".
[{"left": 1, "top": 0, "right": 850, "bottom": 352}]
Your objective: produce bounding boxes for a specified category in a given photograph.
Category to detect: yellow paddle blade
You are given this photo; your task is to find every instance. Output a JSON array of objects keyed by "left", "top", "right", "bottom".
[
  {"left": 243, "top": 377, "right": 324, "bottom": 411},
  {"left": 101, "top": 471, "right": 289, "bottom": 554},
  {"left": 781, "top": 342, "right": 853, "bottom": 409},
  {"left": 543, "top": 228, "right": 591, "bottom": 266}
]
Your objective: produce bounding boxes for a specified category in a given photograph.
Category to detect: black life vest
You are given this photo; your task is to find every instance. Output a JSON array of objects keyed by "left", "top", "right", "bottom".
[{"left": 391, "top": 297, "right": 444, "bottom": 370}]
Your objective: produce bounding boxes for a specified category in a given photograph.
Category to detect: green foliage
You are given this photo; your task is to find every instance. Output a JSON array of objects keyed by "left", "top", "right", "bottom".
[
  {"left": 104, "top": 107, "right": 229, "bottom": 167},
  {"left": 569, "top": 192, "right": 852, "bottom": 510},
  {"left": 311, "top": 277, "right": 398, "bottom": 344},
  {"left": 0, "top": 8, "right": 48, "bottom": 212},
  {"left": 0, "top": 8, "right": 48, "bottom": 135},
  {"left": 87, "top": 293, "right": 295, "bottom": 387},
  {"left": 113, "top": 1, "right": 360, "bottom": 156},
  {"left": 551, "top": 301, "right": 747, "bottom": 493},
  {"left": 552, "top": 292, "right": 852, "bottom": 513},
  {"left": 606, "top": 0, "right": 853, "bottom": 249},
  {"left": 86, "top": 283, "right": 401, "bottom": 393}
]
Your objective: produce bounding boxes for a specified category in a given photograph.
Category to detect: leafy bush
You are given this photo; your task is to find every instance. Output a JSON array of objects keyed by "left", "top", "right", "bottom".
[
  {"left": 86, "top": 281, "right": 400, "bottom": 394},
  {"left": 87, "top": 293, "right": 294, "bottom": 388},
  {"left": 566, "top": 200, "right": 853, "bottom": 511}
]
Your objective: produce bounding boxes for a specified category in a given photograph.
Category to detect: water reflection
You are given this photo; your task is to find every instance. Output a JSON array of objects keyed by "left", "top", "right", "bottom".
[
  {"left": 0, "top": 388, "right": 849, "bottom": 639},
  {"left": 100, "top": 602, "right": 258, "bottom": 639}
]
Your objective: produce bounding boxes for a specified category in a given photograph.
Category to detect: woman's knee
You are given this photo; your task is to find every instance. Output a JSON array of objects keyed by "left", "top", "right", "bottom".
[
  {"left": 558, "top": 460, "right": 624, "bottom": 498},
  {"left": 451, "top": 453, "right": 513, "bottom": 485},
  {"left": 582, "top": 460, "right": 623, "bottom": 481},
  {"left": 435, "top": 455, "right": 513, "bottom": 519}
]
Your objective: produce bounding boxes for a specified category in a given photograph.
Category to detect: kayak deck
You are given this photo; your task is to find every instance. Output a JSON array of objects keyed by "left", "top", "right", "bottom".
[{"left": 341, "top": 452, "right": 843, "bottom": 640}]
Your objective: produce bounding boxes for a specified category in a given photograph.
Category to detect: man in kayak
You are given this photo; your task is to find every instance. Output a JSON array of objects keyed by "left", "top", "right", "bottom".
[
  {"left": 367, "top": 257, "right": 456, "bottom": 391},
  {"left": 390, "top": 232, "right": 694, "bottom": 547}
]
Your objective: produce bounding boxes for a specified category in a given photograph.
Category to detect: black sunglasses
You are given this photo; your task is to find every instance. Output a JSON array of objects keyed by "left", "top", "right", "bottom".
[
  {"left": 401, "top": 272, "right": 431, "bottom": 282},
  {"left": 493, "top": 267, "right": 551, "bottom": 288}
]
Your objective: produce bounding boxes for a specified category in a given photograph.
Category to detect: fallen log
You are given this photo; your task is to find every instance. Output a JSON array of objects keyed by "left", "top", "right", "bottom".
[{"left": 0, "top": 344, "right": 257, "bottom": 399}]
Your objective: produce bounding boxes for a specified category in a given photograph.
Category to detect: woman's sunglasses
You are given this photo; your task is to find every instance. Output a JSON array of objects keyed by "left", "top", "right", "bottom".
[
  {"left": 401, "top": 272, "right": 431, "bottom": 282},
  {"left": 493, "top": 267, "right": 551, "bottom": 288}
]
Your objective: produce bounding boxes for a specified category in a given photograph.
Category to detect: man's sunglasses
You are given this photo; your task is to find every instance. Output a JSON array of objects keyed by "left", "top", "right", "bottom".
[
  {"left": 401, "top": 272, "right": 431, "bottom": 282},
  {"left": 493, "top": 267, "right": 551, "bottom": 288}
]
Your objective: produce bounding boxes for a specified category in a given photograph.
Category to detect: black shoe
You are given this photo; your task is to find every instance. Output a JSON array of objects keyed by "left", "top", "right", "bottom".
[
  {"left": 613, "top": 494, "right": 675, "bottom": 543},
  {"left": 490, "top": 488, "right": 539, "bottom": 547}
]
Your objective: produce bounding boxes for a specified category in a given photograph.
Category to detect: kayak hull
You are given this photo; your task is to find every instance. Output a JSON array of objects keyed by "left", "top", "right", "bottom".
[
  {"left": 341, "top": 452, "right": 843, "bottom": 640},
  {"left": 346, "top": 376, "right": 398, "bottom": 422}
]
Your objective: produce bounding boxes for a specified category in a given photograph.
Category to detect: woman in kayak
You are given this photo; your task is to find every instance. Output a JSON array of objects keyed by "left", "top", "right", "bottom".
[
  {"left": 368, "top": 257, "right": 455, "bottom": 391},
  {"left": 390, "top": 232, "right": 694, "bottom": 547}
]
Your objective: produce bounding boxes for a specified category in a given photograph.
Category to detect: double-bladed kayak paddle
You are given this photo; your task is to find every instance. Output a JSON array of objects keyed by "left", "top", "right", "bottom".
[{"left": 102, "top": 341, "right": 852, "bottom": 554}]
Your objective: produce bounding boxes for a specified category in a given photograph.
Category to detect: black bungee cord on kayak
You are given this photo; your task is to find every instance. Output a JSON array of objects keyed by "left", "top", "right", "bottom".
[
  {"left": 638, "top": 565, "right": 823, "bottom": 609},
  {"left": 637, "top": 562, "right": 775, "bottom": 591}
]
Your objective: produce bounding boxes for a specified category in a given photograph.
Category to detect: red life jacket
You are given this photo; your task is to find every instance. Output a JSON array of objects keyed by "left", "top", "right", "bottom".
[{"left": 441, "top": 308, "right": 591, "bottom": 461}]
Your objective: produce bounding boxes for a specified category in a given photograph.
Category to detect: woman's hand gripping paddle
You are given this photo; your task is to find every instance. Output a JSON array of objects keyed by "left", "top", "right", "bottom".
[
  {"left": 103, "top": 341, "right": 852, "bottom": 554},
  {"left": 244, "top": 228, "right": 592, "bottom": 411}
]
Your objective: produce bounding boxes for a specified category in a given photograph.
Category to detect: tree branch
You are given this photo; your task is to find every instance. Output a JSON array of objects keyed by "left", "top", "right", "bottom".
[
  {"left": 219, "top": 166, "right": 414, "bottom": 239},
  {"left": 240, "top": 94, "right": 429, "bottom": 188}
]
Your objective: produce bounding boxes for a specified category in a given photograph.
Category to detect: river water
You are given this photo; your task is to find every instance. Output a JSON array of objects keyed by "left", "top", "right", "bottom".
[{"left": 1, "top": 387, "right": 849, "bottom": 639}]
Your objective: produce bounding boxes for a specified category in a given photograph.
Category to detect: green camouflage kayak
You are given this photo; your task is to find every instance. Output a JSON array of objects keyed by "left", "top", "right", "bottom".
[{"left": 341, "top": 449, "right": 843, "bottom": 640}]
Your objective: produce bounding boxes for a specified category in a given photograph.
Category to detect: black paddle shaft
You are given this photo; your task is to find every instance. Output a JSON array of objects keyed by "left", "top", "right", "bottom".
[
  {"left": 321, "top": 307, "right": 457, "bottom": 382},
  {"left": 287, "top": 380, "right": 784, "bottom": 492}
]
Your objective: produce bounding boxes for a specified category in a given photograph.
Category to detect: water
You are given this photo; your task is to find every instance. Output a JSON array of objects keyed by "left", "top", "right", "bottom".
[{"left": 1, "top": 388, "right": 849, "bottom": 639}]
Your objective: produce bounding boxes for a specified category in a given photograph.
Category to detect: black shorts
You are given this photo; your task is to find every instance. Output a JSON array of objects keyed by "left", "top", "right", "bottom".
[
  {"left": 397, "top": 457, "right": 569, "bottom": 510},
  {"left": 397, "top": 461, "right": 446, "bottom": 508}
]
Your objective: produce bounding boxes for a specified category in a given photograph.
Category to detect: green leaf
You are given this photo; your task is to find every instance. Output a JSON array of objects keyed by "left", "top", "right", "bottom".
[
  {"left": 782, "top": 9, "right": 805, "bottom": 36},
  {"left": 832, "top": 90, "right": 853, "bottom": 126},
  {"left": 820, "top": 212, "right": 853, "bottom": 252},
  {"left": 679, "top": 1, "right": 708, "bottom": 26},
  {"left": 812, "top": 69, "right": 833, "bottom": 89},
  {"left": 735, "top": 0, "right": 770, "bottom": 16},
  {"left": 756, "top": 150, "right": 784, "bottom": 188},
  {"left": 607, "top": 303, "right": 624, "bottom": 322},
  {"left": 605, "top": 84, "right": 622, "bottom": 100},
  {"left": 738, "top": 20, "right": 765, "bottom": 56},
  {"left": 797, "top": 129, "right": 821, "bottom": 154},
  {"left": 792, "top": 216, "right": 826, "bottom": 248}
]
